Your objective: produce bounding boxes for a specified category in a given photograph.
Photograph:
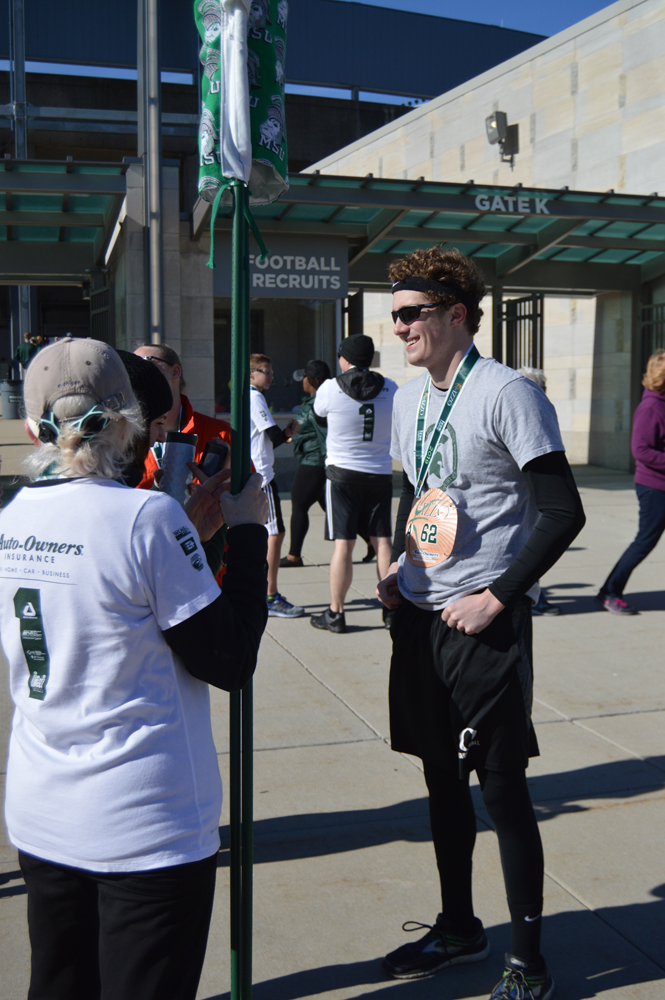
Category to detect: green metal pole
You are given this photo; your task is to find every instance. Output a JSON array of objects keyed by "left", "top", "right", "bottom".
[{"left": 229, "top": 178, "right": 253, "bottom": 1000}]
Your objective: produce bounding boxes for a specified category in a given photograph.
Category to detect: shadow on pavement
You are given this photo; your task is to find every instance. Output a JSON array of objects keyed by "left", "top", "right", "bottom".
[
  {"left": 203, "top": 893, "right": 665, "bottom": 1000},
  {"left": 217, "top": 756, "right": 665, "bottom": 867},
  {"left": 541, "top": 589, "right": 665, "bottom": 614}
]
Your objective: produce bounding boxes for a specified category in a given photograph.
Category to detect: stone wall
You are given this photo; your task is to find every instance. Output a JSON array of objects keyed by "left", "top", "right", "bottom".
[{"left": 310, "top": 0, "right": 665, "bottom": 470}]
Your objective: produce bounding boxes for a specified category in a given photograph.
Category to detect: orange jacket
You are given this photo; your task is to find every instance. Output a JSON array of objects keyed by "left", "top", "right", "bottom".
[
  {"left": 138, "top": 395, "right": 233, "bottom": 586},
  {"left": 138, "top": 394, "right": 232, "bottom": 491}
]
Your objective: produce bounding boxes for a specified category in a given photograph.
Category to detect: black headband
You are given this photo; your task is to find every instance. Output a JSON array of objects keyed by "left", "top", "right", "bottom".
[{"left": 391, "top": 276, "right": 473, "bottom": 310}]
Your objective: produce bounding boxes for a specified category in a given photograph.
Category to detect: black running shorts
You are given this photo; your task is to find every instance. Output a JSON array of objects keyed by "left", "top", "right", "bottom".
[
  {"left": 325, "top": 465, "right": 393, "bottom": 540},
  {"left": 389, "top": 597, "right": 539, "bottom": 776},
  {"left": 263, "top": 478, "right": 285, "bottom": 536}
]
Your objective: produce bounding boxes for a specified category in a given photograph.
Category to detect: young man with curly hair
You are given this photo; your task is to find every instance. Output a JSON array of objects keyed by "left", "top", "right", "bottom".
[{"left": 377, "top": 247, "right": 585, "bottom": 1000}]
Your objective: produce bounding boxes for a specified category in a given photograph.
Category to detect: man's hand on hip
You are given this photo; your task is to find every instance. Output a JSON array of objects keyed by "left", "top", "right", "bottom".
[{"left": 440, "top": 589, "right": 505, "bottom": 635}]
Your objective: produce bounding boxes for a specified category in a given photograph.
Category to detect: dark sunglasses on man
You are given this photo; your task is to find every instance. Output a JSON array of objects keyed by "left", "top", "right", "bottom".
[{"left": 391, "top": 303, "right": 440, "bottom": 325}]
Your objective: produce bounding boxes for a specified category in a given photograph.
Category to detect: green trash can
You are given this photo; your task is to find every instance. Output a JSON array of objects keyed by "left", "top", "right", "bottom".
[{"left": 1, "top": 380, "right": 23, "bottom": 420}]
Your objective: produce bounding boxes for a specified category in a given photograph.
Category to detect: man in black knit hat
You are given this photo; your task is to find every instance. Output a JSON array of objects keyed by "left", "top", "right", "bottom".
[{"left": 310, "top": 334, "right": 397, "bottom": 633}]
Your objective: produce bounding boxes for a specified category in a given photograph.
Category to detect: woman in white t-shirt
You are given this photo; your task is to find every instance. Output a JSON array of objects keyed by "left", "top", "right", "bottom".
[{"left": 0, "top": 338, "right": 268, "bottom": 1000}]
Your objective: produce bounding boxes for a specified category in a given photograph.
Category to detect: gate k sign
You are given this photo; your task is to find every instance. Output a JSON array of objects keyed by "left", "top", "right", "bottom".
[{"left": 199, "top": 173, "right": 665, "bottom": 295}]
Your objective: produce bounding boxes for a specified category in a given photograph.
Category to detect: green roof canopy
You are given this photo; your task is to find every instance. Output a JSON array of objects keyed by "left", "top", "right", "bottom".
[
  {"left": 0, "top": 159, "right": 127, "bottom": 284},
  {"left": 197, "top": 173, "right": 665, "bottom": 293}
]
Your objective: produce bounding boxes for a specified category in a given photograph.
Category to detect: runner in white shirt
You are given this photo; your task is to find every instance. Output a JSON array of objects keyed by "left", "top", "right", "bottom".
[
  {"left": 249, "top": 353, "right": 304, "bottom": 618},
  {"left": 310, "top": 334, "right": 398, "bottom": 633},
  {"left": 2, "top": 337, "right": 269, "bottom": 1000}
]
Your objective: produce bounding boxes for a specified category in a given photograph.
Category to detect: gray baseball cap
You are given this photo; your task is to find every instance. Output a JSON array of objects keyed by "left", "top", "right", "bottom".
[{"left": 24, "top": 336, "right": 133, "bottom": 422}]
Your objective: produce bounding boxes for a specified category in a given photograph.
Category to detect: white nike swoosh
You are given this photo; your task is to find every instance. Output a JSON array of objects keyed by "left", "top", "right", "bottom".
[{"left": 524, "top": 914, "right": 542, "bottom": 922}]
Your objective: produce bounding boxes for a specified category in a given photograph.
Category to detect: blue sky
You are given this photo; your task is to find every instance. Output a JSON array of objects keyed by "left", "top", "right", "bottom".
[{"left": 333, "top": 0, "right": 615, "bottom": 38}]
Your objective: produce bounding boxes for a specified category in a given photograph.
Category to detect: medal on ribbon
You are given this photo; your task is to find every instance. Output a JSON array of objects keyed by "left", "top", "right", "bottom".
[
  {"left": 406, "top": 487, "right": 458, "bottom": 567},
  {"left": 407, "top": 344, "right": 481, "bottom": 566}
]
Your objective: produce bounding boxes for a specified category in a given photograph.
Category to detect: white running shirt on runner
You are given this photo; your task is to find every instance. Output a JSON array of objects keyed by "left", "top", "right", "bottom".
[
  {"left": 0, "top": 478, "right": 222, "bottom": 872},
  {"left": 314, "top": 374, "right": 398, "bottom": 474},
  {"left": 249, "top": 386, "right": 276, "bottom": 487}
]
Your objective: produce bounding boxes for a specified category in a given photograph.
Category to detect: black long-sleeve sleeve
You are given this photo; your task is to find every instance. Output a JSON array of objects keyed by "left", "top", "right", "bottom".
[
  {"left": 488, "top": 450, "right": 585, "bottom": 607},
  {"left": 266, "top": 425, "right": 289, "bottom": 447},
  {"left": 390, "top": 453, "right": 584, "bottom": 605},
  {"left": 391, "top": 471, "right": 415, "bottom": 564},
  {"left": 162, "top": 523, "right": 268, "bottom": 691}
]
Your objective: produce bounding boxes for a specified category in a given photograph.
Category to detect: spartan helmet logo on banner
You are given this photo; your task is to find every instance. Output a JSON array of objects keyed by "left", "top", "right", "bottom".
[
  {"left": 198, "top": 0, "right": 221, "bottom": 44},
  {"left": 259, "top": 95, "right": 285, "bottom": 150},
  {"left": 199, "top": 107, "right": 219, "bottom": 163},
  {"left": 248, "top": 49, "right": 262, "bottom": 88},
  {"left": 200, "top": 45, "right": 219, "bottom": 82},
  {"left": 274, "top": 37, "right": 285, "bottom": 85},
  {"left": 277, "top": 1, "right": 288, "bottom": 29},
  {"left": 249, "top": 0, "right": 271, "bottom": 32}
]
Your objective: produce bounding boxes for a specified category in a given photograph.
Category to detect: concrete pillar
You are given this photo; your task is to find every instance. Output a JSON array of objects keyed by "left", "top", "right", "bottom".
[{"left": 110, "top": 162, "right": 215, "bottom": 413}]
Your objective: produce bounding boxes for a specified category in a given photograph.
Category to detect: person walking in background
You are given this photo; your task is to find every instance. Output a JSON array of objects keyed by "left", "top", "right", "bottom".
[
  {"left": 133, "top": 344, "right": 232, "bottom": 489},
  {"left": 14, "top": 332, "right": 38, "bottom": 374},
  {"left": 249, "top": 353, "right": 304, "bottom": 618},
  {"left": 311, "top": 334, "right": 397, "bottom": 633},
  {"left": 517, "top": 367, "right": 562, "bottom": 617},
  {"left": 281, "top": 360, "right": 331, "bottom": 568},
  {"left": 597, "top": 349, "right": 665, "bottom": 615}
]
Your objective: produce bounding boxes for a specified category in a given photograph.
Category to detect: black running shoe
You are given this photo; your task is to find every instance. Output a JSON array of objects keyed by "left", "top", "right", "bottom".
[
  {"left": 310, "top": 608, "right": 347, "bottom": 633},
  {"left": 382, "top": 917, "right": 489, "bottom": 980},
  {"left": 279, "top": 556, "right": 303, "bottom": 567},
  {"left": 488, "top": 954, "right": 554, "bottom": 999}
]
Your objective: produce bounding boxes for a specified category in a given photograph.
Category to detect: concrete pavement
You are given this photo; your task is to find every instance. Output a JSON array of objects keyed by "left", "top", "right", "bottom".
[{"left": 2, "top": 466, "right": 665, "bottom": 999}]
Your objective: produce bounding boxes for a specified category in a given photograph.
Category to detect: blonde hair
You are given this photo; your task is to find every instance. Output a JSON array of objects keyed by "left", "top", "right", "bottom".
[
  {"left": 518, "top": 367, "right": 547, "bottom": 391},
  {"left": 642, "top": 350, "right": 665, "bottom": 393},
  {"left": 24, "top": 394, "right": 145, "bottom": 480}
]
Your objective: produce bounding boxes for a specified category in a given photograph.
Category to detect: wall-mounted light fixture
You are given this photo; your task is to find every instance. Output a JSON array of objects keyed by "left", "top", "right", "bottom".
[{"left": 485, "top": 111, "right": 519, "bottom": 169}]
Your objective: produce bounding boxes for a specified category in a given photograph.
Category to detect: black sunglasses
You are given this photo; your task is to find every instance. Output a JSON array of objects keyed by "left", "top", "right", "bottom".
[
  {"left": 391, "top": 303, "right": 440, "bottom": 325},
  {"left": 142, "top": 355, "right": 175, "bottom": 367}
]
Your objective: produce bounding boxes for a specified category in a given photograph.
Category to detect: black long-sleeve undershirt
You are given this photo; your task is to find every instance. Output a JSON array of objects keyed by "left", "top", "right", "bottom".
[
  {"left": 162, "top": 523, "right": 268, "bottom": 691},
  {"left": 391, "top": 451, "right": 585, "bottom": 606},
  {"left": 266, "top": 425, "right": 290, "bottom": 447}
]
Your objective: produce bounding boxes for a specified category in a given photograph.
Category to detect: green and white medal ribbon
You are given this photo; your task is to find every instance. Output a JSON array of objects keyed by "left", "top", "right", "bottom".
[{"left": 413, "top": 343, "right": 481, "bottom": 497}]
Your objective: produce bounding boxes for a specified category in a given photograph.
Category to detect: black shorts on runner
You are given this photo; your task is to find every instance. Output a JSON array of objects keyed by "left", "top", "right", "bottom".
[
  {"left": 325, "top": 465, "right": 392, "bottom": 540},
  {"left": 389, "top": 596, "right": 539, "bottom": 777},
  {"left": 263, "top": 478, "right": 285, "bottom": 536}
]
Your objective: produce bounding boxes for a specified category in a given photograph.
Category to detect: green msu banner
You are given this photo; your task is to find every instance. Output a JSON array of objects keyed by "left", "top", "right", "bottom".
[{"left": 194, "top": 0, "right": 289, "bottom": 208}]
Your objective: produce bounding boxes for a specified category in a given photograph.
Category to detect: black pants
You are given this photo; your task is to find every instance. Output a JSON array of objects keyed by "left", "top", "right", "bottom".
[
  {"left": 288, "top": 463, "right": 371, "bottom": 556},
  {"left": 389, "top": 600, "right": 544, "bottom": 963},
  {"left": 288, "top": 464, "right": 326, "bottom": 557},
  {"left": 19, "top": 851, "right": 217, "bottom": 1000},
  {"left": 424, "top": 761, "right": 544, "bottom": 963},
  {"left": 602, "top": 483, "right": 665, "bottom": 595}
]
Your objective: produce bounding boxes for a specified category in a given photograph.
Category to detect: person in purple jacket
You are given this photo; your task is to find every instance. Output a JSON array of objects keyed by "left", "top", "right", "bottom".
[{"left": 597, "top": 350, "right": 665, "bottom": 615}]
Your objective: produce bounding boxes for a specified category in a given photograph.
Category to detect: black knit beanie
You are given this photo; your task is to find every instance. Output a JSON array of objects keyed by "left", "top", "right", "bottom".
[
  {"left": 116, "top": 350, "right": 173, "bottom": 426},
  {"left": 337, "top": 334, "right": 375, "bottom": 368}
]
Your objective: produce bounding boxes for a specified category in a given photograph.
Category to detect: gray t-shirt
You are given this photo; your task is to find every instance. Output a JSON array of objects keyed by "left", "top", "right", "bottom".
[{"left": 391, "top": 357, "right": 564, "bottom": 610}]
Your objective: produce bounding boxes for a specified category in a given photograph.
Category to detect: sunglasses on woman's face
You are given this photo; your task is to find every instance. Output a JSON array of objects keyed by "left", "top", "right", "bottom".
[{"left": 391, "top": 303, "right": 440, "bottom": 325}]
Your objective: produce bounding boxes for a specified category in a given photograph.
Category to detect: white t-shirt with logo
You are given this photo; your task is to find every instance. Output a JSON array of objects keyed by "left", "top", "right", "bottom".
[
  {"left": 314, "top": 373, "right": 398, "bottom": 475},
  {"left": 250, "top": 386, "right": 276, "bottom": 487},
  {"left": 0, "top": 478, "right": 223, "bottom": 872}
]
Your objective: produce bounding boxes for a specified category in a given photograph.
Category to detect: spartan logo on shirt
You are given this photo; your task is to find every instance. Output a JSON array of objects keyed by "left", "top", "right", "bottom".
[{"left": 423, "top": 422, "right": 458, "bottom": 492}]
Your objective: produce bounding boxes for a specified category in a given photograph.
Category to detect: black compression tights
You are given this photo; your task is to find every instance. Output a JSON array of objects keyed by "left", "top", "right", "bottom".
[
  {"left": 423, "top": 760, "right": 544, "bottom": 964},
  {"left": 288, "top": 465, "right": 326, "bottom": 558}
]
